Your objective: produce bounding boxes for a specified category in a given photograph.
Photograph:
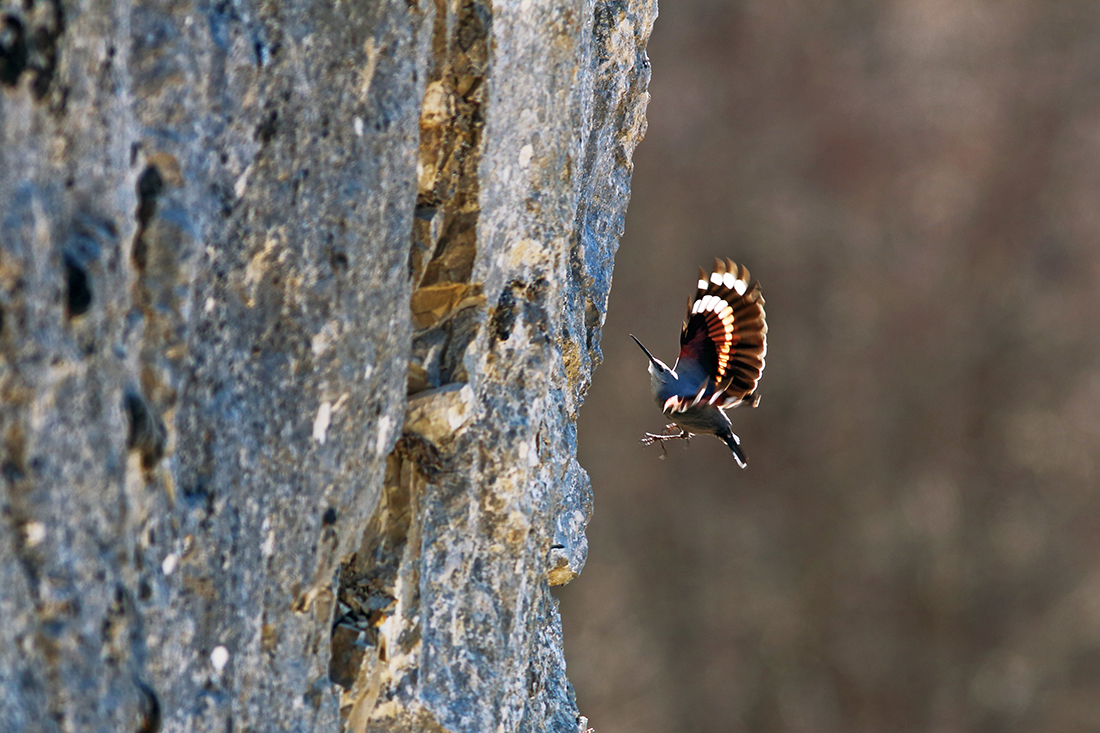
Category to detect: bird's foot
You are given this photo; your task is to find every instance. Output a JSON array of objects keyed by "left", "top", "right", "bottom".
[{"left": 641, "top": 425, "right": 694, "bottom": 457}]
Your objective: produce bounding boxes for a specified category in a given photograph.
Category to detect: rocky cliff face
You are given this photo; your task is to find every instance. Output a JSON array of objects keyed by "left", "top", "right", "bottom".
[{"left": 0, "top": 0, "right": 653, "bottom": 731}]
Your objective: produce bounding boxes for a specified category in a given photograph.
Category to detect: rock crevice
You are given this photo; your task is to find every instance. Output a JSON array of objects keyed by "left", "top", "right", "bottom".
[{"left": 0, "top": 0, "right": 654, "bottom": 730}]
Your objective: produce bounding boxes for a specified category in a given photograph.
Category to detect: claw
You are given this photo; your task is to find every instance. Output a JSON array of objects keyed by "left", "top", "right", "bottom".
[{"left": 640, "top": 425, "right": 694, "bottom": 457}]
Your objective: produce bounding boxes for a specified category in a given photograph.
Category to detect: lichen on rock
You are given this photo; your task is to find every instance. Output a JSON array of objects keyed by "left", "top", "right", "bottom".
[{"left": 0, "top": 0, "right": 654, "bottom": 730}]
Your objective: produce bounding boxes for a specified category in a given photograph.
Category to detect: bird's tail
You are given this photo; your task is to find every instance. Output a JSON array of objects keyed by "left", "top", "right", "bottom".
[{"left": 718, "top": 429, "right": 748, "bottom": 469}]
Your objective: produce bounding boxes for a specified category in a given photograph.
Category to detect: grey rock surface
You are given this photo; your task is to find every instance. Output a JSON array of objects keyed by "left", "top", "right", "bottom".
[{"left": 0, "top": 0, "right": 653, "bottom": 731}]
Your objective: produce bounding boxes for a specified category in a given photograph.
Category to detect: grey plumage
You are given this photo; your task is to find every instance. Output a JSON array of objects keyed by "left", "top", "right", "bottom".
[{"left": 633, "top": 259, "right": 767, "bottom": 468}]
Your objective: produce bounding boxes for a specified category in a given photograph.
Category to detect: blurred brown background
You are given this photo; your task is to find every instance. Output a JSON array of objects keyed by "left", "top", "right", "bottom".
[{"left": 557, "top": 1, "right": 1100, "bottom": 732}]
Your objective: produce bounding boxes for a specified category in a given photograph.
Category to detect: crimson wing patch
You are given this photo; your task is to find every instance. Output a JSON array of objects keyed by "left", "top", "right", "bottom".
[{"left": 677, "top": 258, "right": 768, "bottom": 407}]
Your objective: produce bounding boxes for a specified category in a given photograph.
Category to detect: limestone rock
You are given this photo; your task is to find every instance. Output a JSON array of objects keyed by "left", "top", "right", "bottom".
[{"left": 0, "top": 0, "right": 654, "bottom": 730}]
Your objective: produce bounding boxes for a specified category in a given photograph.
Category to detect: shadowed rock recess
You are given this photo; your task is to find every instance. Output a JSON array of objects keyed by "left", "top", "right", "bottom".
[{"left": 0, "top": 0, "right": 653, "bottom": 731}]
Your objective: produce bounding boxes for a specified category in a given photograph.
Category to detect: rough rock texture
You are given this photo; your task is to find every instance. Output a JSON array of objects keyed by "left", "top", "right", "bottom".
[{"left": 0, "top": 0, "right": 653, "bottom": 732}]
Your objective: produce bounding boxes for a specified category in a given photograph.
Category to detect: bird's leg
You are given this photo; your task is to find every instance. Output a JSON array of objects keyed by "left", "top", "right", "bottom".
[
  {"left": 666, "top": 423, "right": 690, "bottom": 438},
  {"left": 641, "top": 424, "right": 694, "bottom": 454}
]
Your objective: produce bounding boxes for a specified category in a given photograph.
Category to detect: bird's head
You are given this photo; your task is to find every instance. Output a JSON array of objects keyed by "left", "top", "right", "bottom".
[{"left": 631, "top": 334, "right": 676, "bottom": 387}]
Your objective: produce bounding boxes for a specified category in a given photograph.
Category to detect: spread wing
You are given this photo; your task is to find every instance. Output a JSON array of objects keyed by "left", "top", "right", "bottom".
[{"left": 677, "top": 258, "right": 768, "bottom": 408}]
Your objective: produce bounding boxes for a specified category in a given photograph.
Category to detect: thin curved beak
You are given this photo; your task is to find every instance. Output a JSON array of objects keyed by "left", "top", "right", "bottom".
[{"left": 630, "top": 334, "right": 658, "bottom": 365}]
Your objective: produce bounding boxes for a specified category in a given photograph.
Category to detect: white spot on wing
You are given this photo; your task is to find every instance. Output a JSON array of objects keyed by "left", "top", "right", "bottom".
[
  {"left": 697, "top": 279, "right": 709, "bottom": 290},
  {"left": 710, "top": 272, "right": 723, "bottom": 285},
  {"left": 733, "top": 279, "right": 748, "bottom": 296},
  {"left": 723, "top": 272, "right": 737, "bottom": 290}
]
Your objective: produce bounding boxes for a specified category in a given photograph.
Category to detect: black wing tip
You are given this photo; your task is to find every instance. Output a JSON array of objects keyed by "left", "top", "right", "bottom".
[{"left": 697, "top": 259, "right": 760, "bottom": 293}]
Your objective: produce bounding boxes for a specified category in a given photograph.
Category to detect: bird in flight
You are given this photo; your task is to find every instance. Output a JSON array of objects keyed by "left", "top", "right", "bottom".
[{"left": 631, "top": 259, "right": 768, "bottom": 468}]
